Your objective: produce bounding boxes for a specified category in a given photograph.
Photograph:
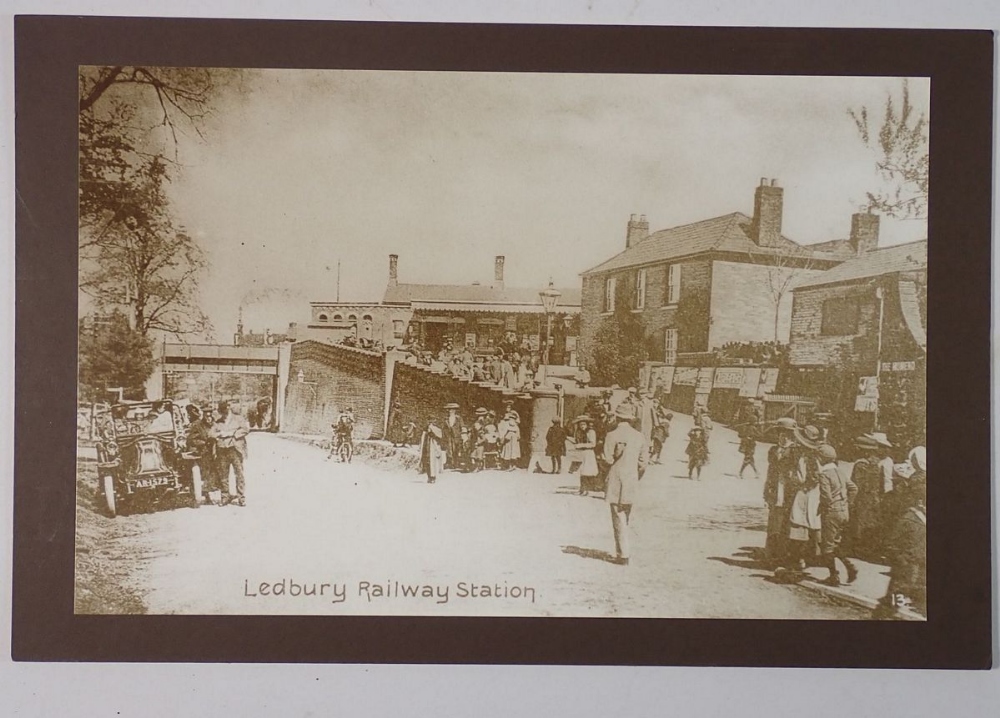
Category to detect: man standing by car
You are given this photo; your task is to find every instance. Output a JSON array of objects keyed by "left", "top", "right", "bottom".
[{"left": 211, "top": 400, "right": 249, "bottom": 507}]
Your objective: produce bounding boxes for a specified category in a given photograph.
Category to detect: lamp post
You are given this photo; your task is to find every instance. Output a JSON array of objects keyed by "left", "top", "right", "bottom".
[{"left": 538, "top": 280, "right": 562, "bottom": 387}]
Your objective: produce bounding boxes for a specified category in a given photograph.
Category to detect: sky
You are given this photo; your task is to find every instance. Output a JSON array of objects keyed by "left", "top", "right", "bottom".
[{"left": 161, "top": 70, "right": 929, "bottom": 338}]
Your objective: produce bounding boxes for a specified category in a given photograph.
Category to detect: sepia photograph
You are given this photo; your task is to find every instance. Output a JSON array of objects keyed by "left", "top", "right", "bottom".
[{"left": 72, "top": 66, "right": 930, "bottom": 621}]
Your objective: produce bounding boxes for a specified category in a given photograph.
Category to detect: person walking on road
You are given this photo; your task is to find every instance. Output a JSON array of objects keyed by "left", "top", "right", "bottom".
[
  {"left": 685, "top": 426, "right": 709, "bottom": 480},
  {"left": 443, "top": 403, "right": 465, "bottom": 470},
  {"left": 785, "top": 424, "right": 825, "bottom": 571},
  {"left": 815, "top": 443, "right": 859, "bottom": 586},
  {"left": 210, "top": 400, "right": 249, "bottom": 507},
  {"left": 602, "top": 404, "right": 648, "bottom": 566},
  {"left": 649, "top": 401, "right": 671, "bottom": 464},
  {"left": 738, "top": 424, "right": 759, "bottom": 480}
]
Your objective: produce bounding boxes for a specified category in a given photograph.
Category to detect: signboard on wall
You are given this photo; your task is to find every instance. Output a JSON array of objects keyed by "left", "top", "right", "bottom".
[
  {"left": 739, "top": 367, "right": 762, "bottom": 397},
  {"left": 758, "top": 368, "right": 779, "bottom": 397},
  {"left": 855, "top": 375, "right": 879, "bottom": 412},
  {"left": 651, "top": 365, "right": 675, "bottom": 394},
  {"left": 713, "top": 367, "right": 745, "bottom": 390},
  {"left": 673, "top": 367, "right": 698, "bottom": 386},
  {"left": 695, "top": 367, "right": 715, "bottom": 394},
  {"left": 639, "top": 364, "right": 652, "bottom": 392}
]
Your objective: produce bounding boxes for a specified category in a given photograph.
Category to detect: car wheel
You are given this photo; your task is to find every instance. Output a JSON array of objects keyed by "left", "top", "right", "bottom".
[{"left": 103, "top": 475, "right": 117, "bottom": 517}]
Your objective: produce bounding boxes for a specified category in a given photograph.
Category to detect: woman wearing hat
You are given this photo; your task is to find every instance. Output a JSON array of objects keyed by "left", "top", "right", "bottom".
[
  {"left": 497, "top": 410, "right": 522, "bottom": 471},
  {"left": 419, "top": 418, "right": 447, "bottom": 484},
  {"left": 763, "top": 418, "right": 798, "bottom": 565},
  {"left": 386, "top": 401, "right": 406, "bottom": 447},
  {"left": 785, "top": 424, "right": 824, "bottom": 570},
  {"left": 572, "top": 416, "right": 599, "bottom": 495}
]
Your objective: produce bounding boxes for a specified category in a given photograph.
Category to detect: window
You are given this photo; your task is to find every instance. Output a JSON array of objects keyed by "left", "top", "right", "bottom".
[
  {"left": 392, "top": 320, "right": 405, "bottom": 339},
  {"left": 821, "top": 296, "right": 861, "bottom": 335},
  {"left": 333, "top": 313, "right": 343, "bottom": 322},
  {"left": 664, "top": 328, "right": 678, "bottom": 365},
  {"left": 347, "top": 314, "right": 358, "bottom": 324},
  {"left": 604, "top": 276, "right": 617, "bottom": 312},
  {"left": 665, "top": 264, "right": 681, "bottom": 305},
  {"left": 318, "top": 313, "right": 329, "bottom": 322},
  {"left": 635, "top": 269, "right": 647, "bottom": 310}
]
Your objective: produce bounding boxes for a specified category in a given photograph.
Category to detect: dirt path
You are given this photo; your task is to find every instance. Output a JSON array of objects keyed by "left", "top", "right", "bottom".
[{"left": 76, "top": 429, "right": 865, "bottom": 619}]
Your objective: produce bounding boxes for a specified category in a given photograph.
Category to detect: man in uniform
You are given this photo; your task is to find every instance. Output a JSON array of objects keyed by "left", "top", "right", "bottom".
[{"left": 602, "top": 403, "right": 648, "bottom": 566}]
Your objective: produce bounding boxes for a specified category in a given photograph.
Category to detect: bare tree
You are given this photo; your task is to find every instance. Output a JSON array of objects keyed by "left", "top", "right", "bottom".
[
  {"left": 79, "top": 66, "right": 247, "bottom": 339},
  {"left": 849, "top": 79, "right": 929, "bottom": 220},
  {"left": 747, "top": 246, "right": 819, "bottom": 343}
]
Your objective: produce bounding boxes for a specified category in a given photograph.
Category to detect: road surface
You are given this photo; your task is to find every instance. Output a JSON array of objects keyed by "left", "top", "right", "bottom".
[{"left": 88, "top": 423, "right": 866, "bottom": 619}]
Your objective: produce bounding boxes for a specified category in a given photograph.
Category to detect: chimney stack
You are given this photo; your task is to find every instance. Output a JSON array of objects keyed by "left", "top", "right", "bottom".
[
  {"left": 751, "top": 178, "right": 784, "bottom": 247},
  {"left": 626, "top": 213, "right": 650, "bottom": 249},
  {"left": 388, "top": 254, "right": 398, "bottom": 286},
  {"left": 494, "top": 255, "right": 505, "bottom": 289},
  {"left": 849, "top": 210, "right": 880, "bottom": 256}
]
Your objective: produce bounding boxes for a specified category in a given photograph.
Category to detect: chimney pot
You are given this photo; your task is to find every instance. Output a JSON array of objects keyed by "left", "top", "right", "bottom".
[
  {"left": 850, "top": 211, "right": 881, "bottom": 255},
  {"left": 626, "top": 213, "right": 650, "bottom": 249},
  {"left": 760, "top": 177, "right": 768, "bottom": 186},
  {"left": 388, "top": 254, "right": 399, "bottom": 285},
  {"left": 751, "top": 179, "right": 784, "bottom": 247}
]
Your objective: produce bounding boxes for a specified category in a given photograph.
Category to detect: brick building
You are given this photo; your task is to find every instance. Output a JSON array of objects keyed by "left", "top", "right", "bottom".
[
  {"left": 784, "top": 239, "right": 927, "bottom": 452},
  {"left": 578, "top": 180, "right": 859, "bottom": 371}
]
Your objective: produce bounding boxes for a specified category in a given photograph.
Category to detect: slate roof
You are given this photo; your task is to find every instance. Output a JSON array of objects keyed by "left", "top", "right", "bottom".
[
  {"left": 580, "top": 212, "right": 854, "bottom": 277},
  {"left": 382, "top": 282, "right": 582, "bottom": 309},
  {"left": 793, "top": 240, "right": 927, "bottom": 290}
]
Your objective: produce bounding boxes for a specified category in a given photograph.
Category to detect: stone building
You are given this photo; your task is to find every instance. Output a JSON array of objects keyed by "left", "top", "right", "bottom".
[
  {"left": 578, "top": 180, "right": 859, "bottom": 369},
  {"left": 784, "top": 239, "right": 927, "bottom": 452}
]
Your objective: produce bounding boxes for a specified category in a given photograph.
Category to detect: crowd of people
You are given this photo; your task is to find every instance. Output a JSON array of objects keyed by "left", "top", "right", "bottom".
[
  {"left": 760, "top": 418, "right": 927, "bottom": 618},
  {"left": 412, "top": 399, "right": 526, "bottom": 482},
  {"left": 399, "top": 335, "right": 546, "bottom": 393}
]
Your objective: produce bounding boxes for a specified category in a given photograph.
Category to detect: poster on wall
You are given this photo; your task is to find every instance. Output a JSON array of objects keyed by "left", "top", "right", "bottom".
[
  {"left": 695, "top": 367, "right": 715, "bottom": 394},
  {"left": 757, "top": 368, "right": 780, "bottom": 397},
  {"left": 712, "top": 367, "right": 745, "bottom": 390},
  {"left": 651, "top": 365, "right": 675, "bottom": 394},
  {"left": 739, "top": 367, "right": 763, "bottom": 397},
  {"left": 673, "top": 366, "right": 698, "bottom": 386}
]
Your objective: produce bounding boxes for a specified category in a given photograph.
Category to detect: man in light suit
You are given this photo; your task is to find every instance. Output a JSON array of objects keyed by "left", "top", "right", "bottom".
[{"left": 602, "top": 403, "right": 648, "bottom": 566}]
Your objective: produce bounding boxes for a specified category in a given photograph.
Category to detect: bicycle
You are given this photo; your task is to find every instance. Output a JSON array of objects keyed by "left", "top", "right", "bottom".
[{"left": 336, "top": 434, "right": 354, "bottom": 463}]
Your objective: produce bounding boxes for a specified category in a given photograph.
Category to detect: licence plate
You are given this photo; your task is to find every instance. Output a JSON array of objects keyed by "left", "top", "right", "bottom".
[{"left": 134, "top": 476, "right": 172, "bottom": 489}]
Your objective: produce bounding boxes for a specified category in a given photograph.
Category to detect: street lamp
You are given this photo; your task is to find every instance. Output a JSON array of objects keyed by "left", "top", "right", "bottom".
[{"left": 538, "top": 280, "right": 562, "bottom": 387}]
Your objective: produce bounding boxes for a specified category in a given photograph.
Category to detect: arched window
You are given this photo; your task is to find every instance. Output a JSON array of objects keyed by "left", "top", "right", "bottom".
[
  {"left": 317, "top": 313, "right": 329, "bottom": 322},
  {"left": 348, "top": 314, "right": 358, "bottom": 324},
  {"left": 362, "top": 314, "right": 373, "bottom": 322},
  {"left": 333, "top": 313, "right": 343, "bottom": 322}
]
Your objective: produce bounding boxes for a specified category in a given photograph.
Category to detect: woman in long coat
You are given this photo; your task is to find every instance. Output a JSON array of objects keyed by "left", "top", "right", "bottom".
[
  {"left": 573, "top": 417, "right": 599, "bottom": 495},
  {"left": 498, "top": 411, "right": 522, "bottom": 470},
  {"left": 419, "top": 420, "right": 446, "bottom": 484},
  {"left": 685, "top": 427, "right": 709, "bottom": 480},
  {"left": 848, "top": 437, "right": 888, "bottom": 560}
]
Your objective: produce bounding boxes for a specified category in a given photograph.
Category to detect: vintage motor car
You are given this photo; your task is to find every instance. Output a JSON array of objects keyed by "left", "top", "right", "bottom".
[{"left": 90, "top": 400, "right": 202, "bottom": 516}]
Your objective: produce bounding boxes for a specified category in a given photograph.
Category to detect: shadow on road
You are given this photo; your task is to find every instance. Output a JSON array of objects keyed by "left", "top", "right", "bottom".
[{"left": 562, "top": 545, "right": 620, "bottom": 565}]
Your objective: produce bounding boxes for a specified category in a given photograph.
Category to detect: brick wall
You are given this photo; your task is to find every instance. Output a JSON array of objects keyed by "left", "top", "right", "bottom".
[
  {"left": 579, "top": 259, "right": 712, "bottom": 367},
  {"left": 709, "top": 260, "right": 828, "bottom": 347},
  {"left": 788, "top": 283, "right": 879, "bottom": 368},
  {"left": 283, "top": 341, "right": 387, "bottom": 438}
]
